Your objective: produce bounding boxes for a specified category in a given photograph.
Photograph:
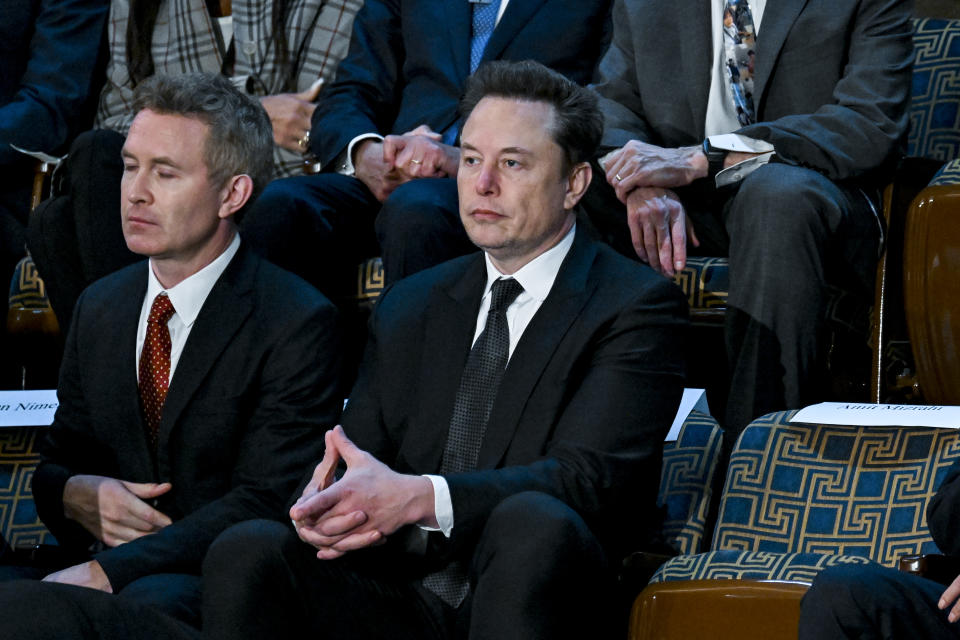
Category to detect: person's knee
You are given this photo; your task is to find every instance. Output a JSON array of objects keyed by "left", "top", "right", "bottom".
[
  {"left": 803, "top": 563, "right": 886, "bottom": 615},
  {"left": 376, "top": 178, "right": 458, "bottom": 242},
  {"left": 204, "top": 519, "right": 293, "bottom": 580},
  {"left": 729, "top": 164, "right": 843, "bottom": 244},
  {"left": 477, "top": 492, "right": 601, "bottom": 563}
]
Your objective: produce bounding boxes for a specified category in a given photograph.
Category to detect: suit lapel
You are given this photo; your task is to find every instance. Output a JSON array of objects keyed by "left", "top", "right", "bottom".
[
  {"left": 477, "top": 229, "right": 598, "bottom": 469},
  {"left": 481, "top": 0, "right": 548, "bottom": 64},
  {"left": 399, "top": 256, "right": 487, "bottom": 474},
  {"left": 114, "top": 265, "right": 156, "bottom": 475},
  {"left": 752, "top": 0, "right": 808, "bottom": 111},
  {"left": 156, "top": 247, "right": 256, "bottom": 452},
  {"left": 679, "top": 0, "right": 714, "bottom": 137},
  {"left": 443, "top": 0, "right": 473, "bottom": 83}
]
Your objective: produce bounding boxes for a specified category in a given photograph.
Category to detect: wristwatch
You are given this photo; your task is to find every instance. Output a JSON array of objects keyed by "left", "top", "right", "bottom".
[{"left": 702, "top": 138, "right": 727, "bottom": 179}]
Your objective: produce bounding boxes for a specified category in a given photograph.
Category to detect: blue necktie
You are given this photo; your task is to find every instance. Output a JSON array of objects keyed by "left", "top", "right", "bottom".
[
  {"left": 470, "top": 0, "right": 502, "bottom": 73},
  {"left": 722, "top": 0, "right": 757, "bottom": 126}
]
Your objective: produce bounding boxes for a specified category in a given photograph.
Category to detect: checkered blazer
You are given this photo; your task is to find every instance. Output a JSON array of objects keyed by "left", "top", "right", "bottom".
[{"left": 96, "top": 0, "right": 362, "bottom": 177}]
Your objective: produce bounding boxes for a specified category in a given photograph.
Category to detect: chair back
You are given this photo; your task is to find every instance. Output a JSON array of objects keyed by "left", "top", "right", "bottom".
[
  {"left": 907, "top": 18, "right": 960, "bottom": 162},
  {"left": 658, "top": 411, "right": 724, "bottom": 555},
  {"left": 711, "top": 410, "right": 960, "bottom": 565},
  {"left": 0, "top": 427, "right": 54, "bottom": 547}
]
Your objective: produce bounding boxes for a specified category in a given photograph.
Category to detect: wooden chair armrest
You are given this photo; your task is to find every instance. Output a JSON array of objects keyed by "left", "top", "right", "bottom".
[
  {"left": 630, "top": 579, "right": 809, "bottom": 640},
  {"left": 899, "top": 554, "right": 960, "bottom": 585}
]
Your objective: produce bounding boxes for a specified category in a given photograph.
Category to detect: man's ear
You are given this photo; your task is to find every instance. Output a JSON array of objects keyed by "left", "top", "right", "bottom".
[
  {"left": 218, "top": 174, "right": 254, "bottom": 220},
  {"left": 563, "top": 161, "right": 592, "bottom": 210}
]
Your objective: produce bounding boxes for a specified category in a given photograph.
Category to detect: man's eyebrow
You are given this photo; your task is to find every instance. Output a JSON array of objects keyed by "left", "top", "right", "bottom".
[
  {"left": 460, "top": 141, "right": 533, "bottom": 156},
  {"left": 119, "top": 149, "right": 183, "bottom": 170}
]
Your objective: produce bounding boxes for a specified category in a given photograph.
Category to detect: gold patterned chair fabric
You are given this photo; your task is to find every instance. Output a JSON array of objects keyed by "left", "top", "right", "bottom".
[
  {"left": 658, "top": 411, "right": 724, "bottom": 555},
  {"left": 0, "top": 427, "right": 54, "bottom": 547},
  {"left": 631, "top": 410, "right": 960, "bottom": 639}
]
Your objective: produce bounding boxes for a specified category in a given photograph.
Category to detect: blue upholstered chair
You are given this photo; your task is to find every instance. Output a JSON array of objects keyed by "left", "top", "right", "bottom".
[
  {"left": 658, "top": 411, "right": 724, "bottom": 556},
  {"left": 629, "top": 410, "right": 960, "bottom": 640},
  {"left": 0, "top": 426, "right": 54, "bottom": 548}
]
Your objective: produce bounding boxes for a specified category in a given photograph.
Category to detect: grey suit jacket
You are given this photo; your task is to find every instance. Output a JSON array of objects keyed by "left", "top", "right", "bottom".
[{"left": 593, "top": 0, "right": 913, "bottom": 182}]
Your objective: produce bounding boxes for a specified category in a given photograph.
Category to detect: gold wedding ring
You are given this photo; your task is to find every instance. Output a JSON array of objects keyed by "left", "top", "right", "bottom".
[
  {"left": 298, "top": 131, "right": 311, "bottom": 150},
  {"left": 615, "top": 173, "right": 623, "bottom": 182},
  {"left": 410, "top": 158, "right": 423, "bottom": 165}
]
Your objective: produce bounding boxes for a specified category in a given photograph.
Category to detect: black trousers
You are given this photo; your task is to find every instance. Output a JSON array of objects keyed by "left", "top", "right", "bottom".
[
  {"left": 800, "top": 563, "right": 960, "bottom": 639},
  {"left": 582, "top": 161, "right": 880, "bottom": 441},
  {"left": 0, "top": 574, "right": 202, "bottom": 638},
  {"left": 202, "top": 491, "right": 614, "bottom": 640},
  {"left": 241, "top": 173, "right": 477, "bottom": 290}
]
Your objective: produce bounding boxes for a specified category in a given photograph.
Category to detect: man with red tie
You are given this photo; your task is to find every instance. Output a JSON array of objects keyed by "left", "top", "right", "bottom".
[{"left": 11, "top": 72, "right": 342, "bottom": 630}]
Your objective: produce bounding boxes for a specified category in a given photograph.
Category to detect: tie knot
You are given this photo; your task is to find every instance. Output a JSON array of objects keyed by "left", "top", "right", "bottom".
[
  {"left": 148, "top": 293, "right": 176, "bottom": 325},
  {"left": 489, "top": 278, "right": 523, "bottom": 314}
]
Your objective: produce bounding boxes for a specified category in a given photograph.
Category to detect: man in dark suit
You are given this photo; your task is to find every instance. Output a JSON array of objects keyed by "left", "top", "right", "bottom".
[
  {"left": 0, "top": 72, "right": 342, "bottom": 630},
  {"left": 799, "top": 458, "right": 960, "bottom": 638},
  {"left": 192, "top": 60, "right": 688, "bottom": 640},
  {"left": 584, "top": 0, "right": 913, "bottom": 439},
  {"left": 241, "top": 0, "right": 612, "bottom": 298}
]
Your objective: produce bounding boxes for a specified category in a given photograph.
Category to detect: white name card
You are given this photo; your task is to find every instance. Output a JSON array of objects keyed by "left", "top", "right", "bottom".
[
  {"left": 666, "top": 388, "right": 710, "bottom": 441},
  {"left": 791, "top": 402, "right": 960, "bottom": 429},
  {"left": 0, "top": 390, "right": 58, "bottom": 427}
]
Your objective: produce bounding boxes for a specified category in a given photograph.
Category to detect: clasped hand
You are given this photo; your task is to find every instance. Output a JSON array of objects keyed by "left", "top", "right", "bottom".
[
  {"left": 290, "top": 426, "right": 435, "bottom": 560},
  {"left": 355, "top": 125, "right": 460, "bottom": 202},
  {"left": 603, "top": 141, "right": 703, "bottom": 276}
]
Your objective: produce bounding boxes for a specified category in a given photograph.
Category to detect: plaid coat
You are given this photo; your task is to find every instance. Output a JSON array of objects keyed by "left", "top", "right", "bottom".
[{"left": 97, "top": 0, "right": 362, "bottom": 177}]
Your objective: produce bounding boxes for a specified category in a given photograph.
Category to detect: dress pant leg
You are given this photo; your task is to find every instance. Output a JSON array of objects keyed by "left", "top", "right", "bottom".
[
  {"left": 240, "top": 173, "right": 381, "bottom": 300},
  {"left": 118, "top": 573, "right": 202, "bottom": 628},
  {"left": 375, "top": 177, "right": 477, "bottom": 285},
  {"left": 800, "top": 563, "right": 960, "bottom": 640},
  {"left": 0, "top": 580, "right": 200, "bottom": 640},
  {"left": 468, "top": 492, "right": 614, "bottom": 640},
  {"left": 722, "top": 163, "right": 877, "bottom": 439},
  {"left": 201, "top": 519, "right": 449, "bottom": 640}
]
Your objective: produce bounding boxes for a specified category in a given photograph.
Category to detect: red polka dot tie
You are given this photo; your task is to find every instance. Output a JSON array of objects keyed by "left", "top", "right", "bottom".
[{"left": 139, "top": 293, "right": 176, "bottom": 449}]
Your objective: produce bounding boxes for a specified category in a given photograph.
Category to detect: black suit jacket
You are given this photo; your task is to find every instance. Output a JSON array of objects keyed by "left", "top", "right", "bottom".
[
  {"left": 310, "top": 0, "right": 613, "bottom": 167},
  {"left": 33, "top": 244, "right": 342, "bottom": 591},
  {"left": 927, "top": 459, "right": 960, "bottom": 557},
  {"left": 593, "top": 0, "right": 913, "bottom": 184},
  {"left": 342, "top": 228, "right": 688, "bottom": 561}
]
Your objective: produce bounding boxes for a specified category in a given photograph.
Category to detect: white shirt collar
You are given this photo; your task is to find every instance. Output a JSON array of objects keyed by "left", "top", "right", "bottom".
[
  {"left": 482, "top": 223, "right": 576, "bottom": 302},
  {"left": 144, "top": 233, "right": 241, "bottom": 327}
]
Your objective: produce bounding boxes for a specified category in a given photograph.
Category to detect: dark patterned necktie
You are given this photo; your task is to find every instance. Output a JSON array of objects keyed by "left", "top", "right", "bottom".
[
  {"left": 423, "top": 277, "right": 524, "bottom": 607},
  {"left": 723, "top": 0, "right": 757, "bottom": 126},
  {"left": 139, "top": 293, "right": 175, "bottom": 449},
  {"left": 470, "top": 0, "right": 502, "bottom": 73}
]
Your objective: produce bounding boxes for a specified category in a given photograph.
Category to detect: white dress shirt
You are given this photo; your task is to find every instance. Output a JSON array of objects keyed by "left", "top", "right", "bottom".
[
  {"left": 704, "top": 0, "right": 775, "bottom": 186},
  {"left": 425, "top": 223, "right": 575, "bottom": 536},
  {"left": 135, "top": 233, "right": 241, "bottom": 382}
]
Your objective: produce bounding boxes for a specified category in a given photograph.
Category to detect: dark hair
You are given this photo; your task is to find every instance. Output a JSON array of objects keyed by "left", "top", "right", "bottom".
[
  {"left": 131, "top": 72, "right": 274, "bottom": 217},
  {"left": 459, "top": 60, "right": 602, "bottom": 171}
]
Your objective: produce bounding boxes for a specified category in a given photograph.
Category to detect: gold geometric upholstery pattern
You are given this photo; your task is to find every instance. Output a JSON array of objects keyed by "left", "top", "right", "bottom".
[
  {"left": 659, "top": 411, "right": 724, "bottom": 555},
  {"left": 356, "top": 257, "right": 384, "bottom": 309},
  {"left": 713, "top": 411, "right": 960, "bottom": 565},
  {"left": 0, "top": 427, "right": 54, "bottom": 547},
  {"left": 7, "top": 256, "right": 51, "bottom": 311},
  {"left": 647, "top": 410, "right": 960, "bottom": 587},
  {"left": 651, "top": 549, "right": 875, "bottom": 585}
]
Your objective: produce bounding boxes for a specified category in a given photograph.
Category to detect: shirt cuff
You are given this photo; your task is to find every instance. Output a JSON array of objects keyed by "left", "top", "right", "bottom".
[
  {"left": 418, "top": 474, "right": 453, "bottom": 537},
  {"left": 338, "top": 133, "right": 384, "bottom": 176},
  {"left": 707, "top": 134, "right": 776, "bottom": 188}
]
